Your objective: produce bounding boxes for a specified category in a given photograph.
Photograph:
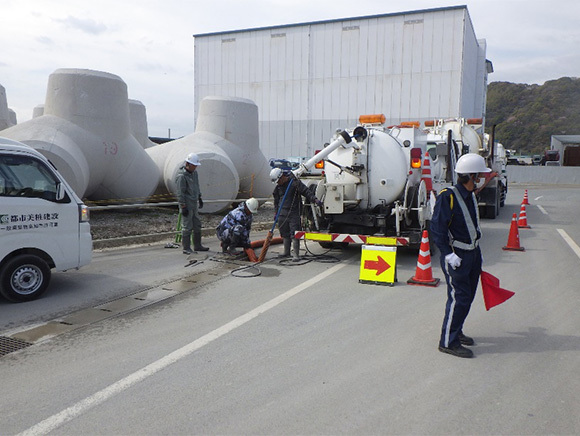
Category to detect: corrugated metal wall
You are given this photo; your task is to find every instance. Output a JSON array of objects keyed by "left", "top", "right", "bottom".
[{"left": 194, "top": 6, "right": 488, "bottom": 160}]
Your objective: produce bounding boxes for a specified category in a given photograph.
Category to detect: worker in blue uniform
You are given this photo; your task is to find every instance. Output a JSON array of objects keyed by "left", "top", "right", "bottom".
[
  {"left": 270, "top": 168, "right": 322, "bottom": 261},
  {"left": 216, "top": 198, "right": 259, "bottom": 255},
  {"left": 430, "top": 153, "right": 491, "bottom": 358}
]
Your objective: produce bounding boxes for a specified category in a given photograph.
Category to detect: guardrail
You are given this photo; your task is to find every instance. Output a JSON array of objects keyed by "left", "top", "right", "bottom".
[
  {"left": 88, "top": 198, "right": 273, "bottom": 211},
  {"left": 506, "top": 166, "right": 580, "bottom": 184}
]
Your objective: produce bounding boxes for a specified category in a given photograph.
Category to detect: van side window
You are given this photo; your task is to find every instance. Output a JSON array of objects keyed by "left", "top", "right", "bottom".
[{"left": 0, "top": 154, "right": 70, "bottom": 203}]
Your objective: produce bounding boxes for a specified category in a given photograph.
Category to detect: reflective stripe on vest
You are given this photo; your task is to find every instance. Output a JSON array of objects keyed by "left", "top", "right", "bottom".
[{"left": 449, "top": 186, "right": 481, "bottom": 250}]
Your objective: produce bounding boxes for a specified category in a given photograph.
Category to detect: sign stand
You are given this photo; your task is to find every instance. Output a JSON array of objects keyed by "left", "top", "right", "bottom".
[{"left": 359, "top": 245, "right": 397, "bottom": 286}]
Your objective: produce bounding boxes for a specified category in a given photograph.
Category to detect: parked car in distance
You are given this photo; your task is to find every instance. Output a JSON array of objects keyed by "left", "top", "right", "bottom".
[{"left": 541, "top": 150, "right": 560, "bottom": 165}]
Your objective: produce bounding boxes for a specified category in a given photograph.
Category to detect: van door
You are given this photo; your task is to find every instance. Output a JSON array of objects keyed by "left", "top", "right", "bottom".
[{"left": 0, "top": 152, "right": 81, "bottom": 270}]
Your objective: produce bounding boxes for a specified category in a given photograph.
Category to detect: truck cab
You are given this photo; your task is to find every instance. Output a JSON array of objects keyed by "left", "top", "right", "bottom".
[{"left": 0, "top": 138, "right": 92, "bottom": 302}]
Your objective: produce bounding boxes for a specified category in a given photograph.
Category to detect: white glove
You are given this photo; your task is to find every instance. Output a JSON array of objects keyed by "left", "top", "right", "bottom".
[{"left": 445, "top": 252, "right": 462, "bottom": 270}]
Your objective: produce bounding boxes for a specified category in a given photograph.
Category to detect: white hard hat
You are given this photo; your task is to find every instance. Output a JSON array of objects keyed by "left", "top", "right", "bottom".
[
  {"left": 186, "top": 152, "right": 201, "bottom": 166},
  {"left": 245, "top": 197, "right": 259, "bottom": 213},
  {"left": 455, "top": 153, "right": 491, "bottom": 174},
  {"left": 269, "top": 167, "right": 282, "bottom": 182}
]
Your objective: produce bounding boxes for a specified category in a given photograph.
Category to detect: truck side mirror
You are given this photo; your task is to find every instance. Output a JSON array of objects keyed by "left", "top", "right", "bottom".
[{"left": 56, "top": 183, "right": 65, "bottom": 201}]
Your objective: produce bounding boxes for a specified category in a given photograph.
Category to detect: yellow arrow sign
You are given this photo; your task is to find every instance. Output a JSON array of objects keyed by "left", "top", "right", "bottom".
[{"left": 359, "top": 245, "right": 397, "bottom": 286}]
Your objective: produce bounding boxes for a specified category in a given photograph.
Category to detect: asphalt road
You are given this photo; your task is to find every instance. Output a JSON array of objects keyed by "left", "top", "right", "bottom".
[{"left": 1, "top": 184, "right": 579, "bottom": 435}]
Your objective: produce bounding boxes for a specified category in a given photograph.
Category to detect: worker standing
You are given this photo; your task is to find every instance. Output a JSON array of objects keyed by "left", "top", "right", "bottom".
[
  {"left": 175, "top": 153, "right": 209, "bottom": 254},
  {"left": 430, "top": 153, "right": 491, "bottom": 358},
  {"left": 216, "top": 198, "right": 258, "bottom": 255},
  {"left": 270, "top": 168, "right": 322, "bottom": 261}
]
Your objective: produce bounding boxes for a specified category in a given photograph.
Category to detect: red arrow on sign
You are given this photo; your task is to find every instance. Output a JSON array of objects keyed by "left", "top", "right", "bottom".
[{"left": 364, "top": 256, "right": 391, "bottom": 276}]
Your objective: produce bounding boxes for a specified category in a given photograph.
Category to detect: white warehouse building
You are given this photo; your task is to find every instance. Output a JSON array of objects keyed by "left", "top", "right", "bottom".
[{"left": 193, "top": 5, "right": 492, "bottom": 160}]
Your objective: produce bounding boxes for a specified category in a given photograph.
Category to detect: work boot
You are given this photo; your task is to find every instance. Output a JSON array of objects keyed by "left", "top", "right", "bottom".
[
  {"left": 227, "top": 245, "right": 241, "bottom": 256},
  {"left": 182, "top": 231, "right": 193, "bottom": 255},
  {"left": 278, "top": 237, "right": 291, "bottom": 258},
  {"left": 458, "top": 332, "right": 475, "bottom": 346},
  {"left": 221, "top": 241, "right": 228, "bottom": 253},
  {"left": 438, "top": 344, "right": 474, "bottom": 358},
  {"left": 193, "top": 232, "right": 209, "bottom": 252},
  {"left": 292, "top": 238, "right": 301, "bottom": 262}
]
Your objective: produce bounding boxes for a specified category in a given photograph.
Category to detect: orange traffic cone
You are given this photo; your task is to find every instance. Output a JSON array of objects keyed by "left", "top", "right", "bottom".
[
  {"left": 503, "top": 213, "right": 525, "bottom": 251},
  {"left": 407, "top": 230, "right": 440, "bottom": 286},
  {"left": 422, "top": 155, "right": 433, "bottom": 193},
  {"left": 517, "top": 203, "right": 531, "bottom": 228},
  {"left": 522, "top": 189, "right": 530, "bottom": 205}
]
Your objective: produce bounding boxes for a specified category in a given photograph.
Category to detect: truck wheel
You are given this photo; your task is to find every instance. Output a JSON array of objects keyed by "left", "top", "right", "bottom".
[
  {"left": 486, "top": 203, "right": 497, "bottom": 219},
  {"left": 0, "top": 255, "right": 51, "bottom": 302},
  {"left": 485, "top": 188, "right": 500, "bottom": 219}
]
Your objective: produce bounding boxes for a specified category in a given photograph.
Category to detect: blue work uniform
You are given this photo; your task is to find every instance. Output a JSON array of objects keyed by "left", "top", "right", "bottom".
[
  {"left": 216, "top": 203, "right": 253, "bottom": 248},
  {"left": 273, "top": 174, "right": 316, "bottom": 238},
  {"left": 430, "top": 183, "right": 483, "bottom": 349}
]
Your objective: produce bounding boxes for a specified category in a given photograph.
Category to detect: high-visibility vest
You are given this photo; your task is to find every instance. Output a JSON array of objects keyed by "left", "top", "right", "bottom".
[{"left": 448, "top": 186, "right": 481, "bottom": 251}]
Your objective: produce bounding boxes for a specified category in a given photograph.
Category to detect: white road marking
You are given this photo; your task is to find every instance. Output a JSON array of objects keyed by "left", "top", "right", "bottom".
[
  {"left": 18, "top": 262, "right": 347, "bottom": 436},
  {"left": 537, "top": 205, "right": 548, "bottom": 215},
  {"left": 557, "top": 229, "right": 580, "bottom": 259},
  {"left": 534, "top": 195, "right": 543, "bottom": 201}
]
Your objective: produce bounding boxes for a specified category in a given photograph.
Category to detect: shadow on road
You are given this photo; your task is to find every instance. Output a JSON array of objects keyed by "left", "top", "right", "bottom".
[{"left": 475, "top": 327, "right": 580, "bottom": 354}]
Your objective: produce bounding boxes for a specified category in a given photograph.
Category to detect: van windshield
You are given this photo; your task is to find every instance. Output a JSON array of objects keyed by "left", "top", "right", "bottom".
[{"left": 0, "top": 154, "right": 68, "bottom": 203}]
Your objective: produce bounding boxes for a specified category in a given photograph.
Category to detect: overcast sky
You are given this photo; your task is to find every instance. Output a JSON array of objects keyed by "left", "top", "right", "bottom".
[{"left": 2, "top": 0, "right": 579, "bottom": 138}]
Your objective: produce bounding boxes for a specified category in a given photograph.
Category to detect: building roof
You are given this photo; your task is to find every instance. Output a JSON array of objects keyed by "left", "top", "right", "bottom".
[
  {"left": 552, "top": 135, "right": 580, "bottom": 144},
  {"left": 193, "top": 5, "right": 468, "bottom": 38}
]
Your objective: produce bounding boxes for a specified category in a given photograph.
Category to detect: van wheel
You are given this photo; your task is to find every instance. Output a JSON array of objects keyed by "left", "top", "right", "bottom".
[{"left": 0, "top": 255, "right": 51, "bottom": 302}]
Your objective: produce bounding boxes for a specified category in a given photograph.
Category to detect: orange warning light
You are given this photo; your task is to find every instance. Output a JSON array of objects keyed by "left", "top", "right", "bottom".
[{"left": 359, "top": 114, "right": 386, "bottom": 125}]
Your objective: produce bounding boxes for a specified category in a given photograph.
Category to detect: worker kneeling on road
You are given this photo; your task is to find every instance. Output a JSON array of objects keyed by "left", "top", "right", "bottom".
[
  {"left": 216, "top": 198, "right": 258, "bottom": 255},
  {"left": 430, "top": 153, "right": 491, "bottom": 359},
  {"left": 270, "top": 168, "right": 322, "bottom": 262}
]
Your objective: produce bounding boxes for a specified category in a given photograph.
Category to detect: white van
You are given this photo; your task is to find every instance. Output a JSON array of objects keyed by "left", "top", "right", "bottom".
[{"left": 0, "top": 137, "right": 92, "bottom": 302}]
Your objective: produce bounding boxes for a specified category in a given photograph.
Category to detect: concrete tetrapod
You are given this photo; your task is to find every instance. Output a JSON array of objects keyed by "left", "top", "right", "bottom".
[{"left": 1, "top": 69, "right": 160, "bottom": 201}]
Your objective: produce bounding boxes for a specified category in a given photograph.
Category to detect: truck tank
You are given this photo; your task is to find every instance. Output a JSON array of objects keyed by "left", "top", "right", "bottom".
[
  {"left": 295, "top": 121, "right": 430, "bottom": 244},
  {"left": 323, "top": 128, "right": 408, "bottom": 210}
]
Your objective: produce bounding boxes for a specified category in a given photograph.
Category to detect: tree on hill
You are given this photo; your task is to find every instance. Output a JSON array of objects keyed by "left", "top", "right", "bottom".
[{"left": 485, "top": 77, "right": 580, "bottom": 154}]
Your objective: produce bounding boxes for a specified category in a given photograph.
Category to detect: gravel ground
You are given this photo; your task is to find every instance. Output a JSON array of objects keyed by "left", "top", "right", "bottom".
[{"left": 89, "top": 202, "right": 275, "bottom": 243}]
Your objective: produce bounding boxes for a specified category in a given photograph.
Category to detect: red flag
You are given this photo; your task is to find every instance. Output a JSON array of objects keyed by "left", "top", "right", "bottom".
[{"left": 480, "top": 271, "right": 515, "bottom": 311}]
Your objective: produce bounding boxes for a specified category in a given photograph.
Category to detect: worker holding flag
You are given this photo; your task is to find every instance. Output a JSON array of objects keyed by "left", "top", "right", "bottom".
[{"left": 430, "top": 153, "right": 491, "bottom": 358}]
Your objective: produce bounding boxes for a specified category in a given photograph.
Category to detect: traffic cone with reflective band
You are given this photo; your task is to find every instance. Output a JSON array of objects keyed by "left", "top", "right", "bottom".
[
  {"left": 503, "top": 213, "right": 525, "bottom": 251},
  {"left": 522, "top": 189, "right": 530, "bottom": 205},
  {"left": 422, "top": 156, "right": 433, "bottom": 193},
  {"left": 517, "top": 203, "right": 531, "bottom": 228},
  {"left": 407, "top": 230, "right": 440, "bottom": 286}
]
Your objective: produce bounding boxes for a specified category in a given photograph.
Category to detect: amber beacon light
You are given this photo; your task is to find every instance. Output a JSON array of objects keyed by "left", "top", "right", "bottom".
[{"left": 359, "top": 114, "right": 386, "bottom": 125}]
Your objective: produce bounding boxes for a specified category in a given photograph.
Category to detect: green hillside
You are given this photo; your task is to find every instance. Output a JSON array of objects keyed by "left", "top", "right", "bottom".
[{"left": 485, "top": 77, "right": 580, "bottom": 154}]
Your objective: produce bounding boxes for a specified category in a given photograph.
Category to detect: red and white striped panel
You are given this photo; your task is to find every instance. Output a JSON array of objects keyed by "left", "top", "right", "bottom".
[{"left": 331, "top": 233, "right": 366, "bottom": 244}]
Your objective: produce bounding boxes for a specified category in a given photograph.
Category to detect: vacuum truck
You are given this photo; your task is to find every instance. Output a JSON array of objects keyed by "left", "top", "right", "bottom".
[
  {"left": 422, "top": 118, "right": 507, "bottom": 219},
  {"left": 291, "top": 115, "right": 431, "bottom": 247},
  {"left": 282, "top": 115, "right": 506, "bottom": 249}
]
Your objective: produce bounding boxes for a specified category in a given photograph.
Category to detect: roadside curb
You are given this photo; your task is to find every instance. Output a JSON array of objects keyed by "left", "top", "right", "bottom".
[{"left": 92, "top": 221, "right": 275, "bottom": 250}]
